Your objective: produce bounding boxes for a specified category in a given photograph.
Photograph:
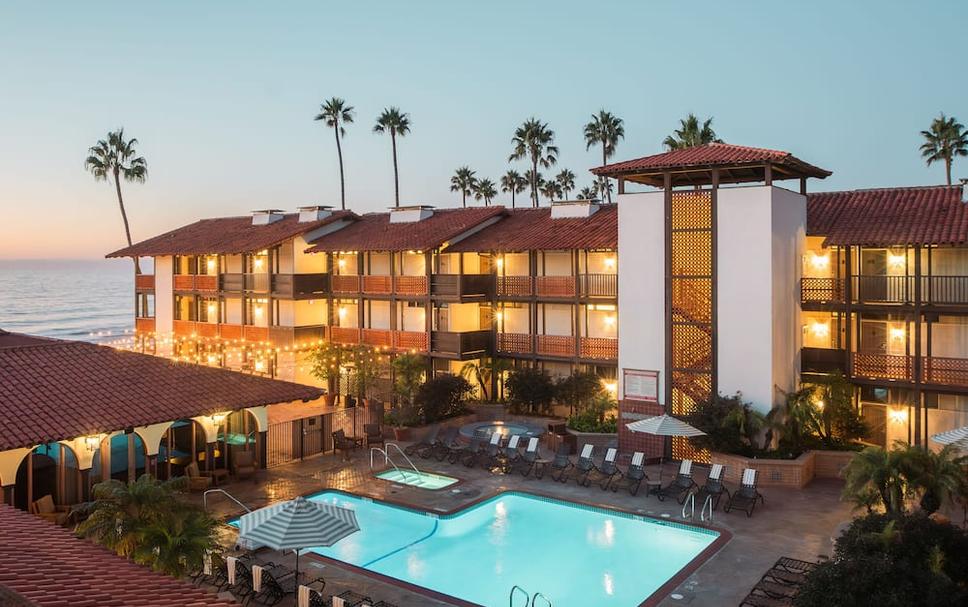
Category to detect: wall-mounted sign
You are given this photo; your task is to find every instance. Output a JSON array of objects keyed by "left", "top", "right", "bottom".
[{"left": 623, "top": 369, "right": 659, "bottom": 403}]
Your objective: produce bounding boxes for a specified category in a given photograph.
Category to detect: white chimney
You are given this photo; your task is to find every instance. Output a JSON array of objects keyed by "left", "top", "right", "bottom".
[
  {"left": 550, "top": 200, "right": 599, "bottom": 219},
  {"left": 251, "top": 209, "right": 285, "bottom": 225},
  {"left": 389, "top": 205, "right": 435, "bottom": 223},
  {"left": 298, "top": 205, "right": 333, "bottom": 223}
]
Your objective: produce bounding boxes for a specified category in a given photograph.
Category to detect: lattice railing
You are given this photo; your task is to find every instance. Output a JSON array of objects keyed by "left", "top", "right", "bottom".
[
  {"left": 393, "top": 330, "right": 428, "bottom": 352},
  {"left": 535, "top": 276, "right": 577, "bottom": 298},
  {"left": 579, "top": 337, "right": 617, "bottom": 360},
  {"left": 331, "top": 275, "right": 361, "bottom": 294},
  {"left": 497, "top": 276, "right": 533, "bottom": 296},
  {"left": 923, "top": 356, "right": 968, "bottom": 387},
  {"left": 851, "top": 353, "right": 913, "bottom": 381},
  {"left": 362, "top": 275, "right": 392, "bottom": 294},
  {"left": 536, "top": 334, "right": 576, "bottom": 357},
  {"left": 330, "top": 327, "right": 361, "bottom": 344},
  {"left": 800, "top": 277, "right": 845, "bottom": 303},
  {"left": 393, "top": 275, "right": 428, "bottom": 296},
  {"left": 497, "top": 332, "right": 533, "bottom": 354},
  {"left": 362, "top": 328, "right": 392, "bottom": 347}
]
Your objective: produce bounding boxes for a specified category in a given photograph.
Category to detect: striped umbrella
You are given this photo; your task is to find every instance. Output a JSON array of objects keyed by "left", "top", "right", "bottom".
[
  {"left": 239, "top": 496, "right": 359, "bottom": 581},
  {"left": 931, "top": 426, "right": 968, "bottom": 450},
  {"left": 626, "top": 414, "right": 706, "bottom": 480}
]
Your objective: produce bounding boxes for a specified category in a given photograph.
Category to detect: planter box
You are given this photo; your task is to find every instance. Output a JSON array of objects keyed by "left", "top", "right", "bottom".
[
  {"left": 813, "top": 450, "right": 855, "bottom": 479},
  {"left": 566, "top": 430, "right": 618, "bottom": 453},
  {"left": 710, "top": 449, "right": 856, "bottom": 488}
]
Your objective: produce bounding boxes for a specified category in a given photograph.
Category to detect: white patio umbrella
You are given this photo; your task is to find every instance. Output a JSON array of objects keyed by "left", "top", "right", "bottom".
[
  {"left": 239, "top": 496, "right": 359, "bottom": 582},
  {"left": 931, "top": 426, "right": 968, "bottom": 450},
  {"left": 626, "top": 414, "right": 706, "bottom": 479}
]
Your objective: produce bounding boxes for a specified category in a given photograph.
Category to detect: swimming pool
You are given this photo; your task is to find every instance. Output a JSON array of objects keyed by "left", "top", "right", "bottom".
[
  {"left": 242, "top": 490, "right": 721, "bottom": 606},
  {"left": 373, "top": 468, "right": 458, "bottom": 490}
]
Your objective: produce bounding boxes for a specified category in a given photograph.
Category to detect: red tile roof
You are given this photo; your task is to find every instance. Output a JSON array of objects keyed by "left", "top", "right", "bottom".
[
  {"left": 0, "top": 504, "right": 237, "bottom": 607},
  {"left": 106, "top": 211, "right": 357, "bottom": 257},
  {"left": 447, "top": 205, "right": 617, "bottom": 252},
  {"left": 305, "top": 207, "right": 506, "bottom": 253},
  {"left": 807, "top": 185, "right": 967, "bottom": 247},
  {"left": 0, "top": 332, "right": 323, "bottom": 451}
]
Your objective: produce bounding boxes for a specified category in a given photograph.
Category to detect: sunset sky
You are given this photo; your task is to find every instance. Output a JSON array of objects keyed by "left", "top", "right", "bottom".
[{"left": 2, "top": 1, "right": 967, "bottom": 259}]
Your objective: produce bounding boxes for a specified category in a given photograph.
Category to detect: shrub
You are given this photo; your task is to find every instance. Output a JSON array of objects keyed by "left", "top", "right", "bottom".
[
  {"left": 566, "top": 393, "right": 618, "bottom": 433},
  {"left": 555, "top": 370, "right": 605, "bottom": 415},
  {"left": 415, "top": 375, "right": 473, "bottom": 424},
  {"left": 390, "top": 353, "right": 426, "bottom": 424},
  {"left": 685, "top": 392, "right": 770, "bottom": 456},
  {"left": 506, "top": 367, "right": 556, "bottom": 415},
  {"left": 794, "top": 513, "right": 968, "bottom": 607}
]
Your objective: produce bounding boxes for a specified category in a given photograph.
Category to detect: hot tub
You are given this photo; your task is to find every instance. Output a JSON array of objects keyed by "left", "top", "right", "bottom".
[{"left": 459, "top": 420, "right": 545, "bottom": 442}]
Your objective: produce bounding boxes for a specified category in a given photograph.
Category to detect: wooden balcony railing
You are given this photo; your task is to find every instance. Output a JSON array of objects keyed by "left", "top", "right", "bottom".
[
  {"left": 134, "top": 317, "right": 155, "bottom": 333},
  {"left": 173, "top": 274, "right": 218, "bottom": 292},
  {"left": 218, "top": 323, "right": 243, "bottom": 340},
  {"left": 851, "top": 352, "right": 913, "bottom": 382},
  {"left": 330, "top": 326, "right": 361, "bottom": 345},
  {"left": 497, "top": 332, "right": 533, "bottom": 354},
  {"left": 801, "top": 347, "right": 847, "bottom": 374},
  {"left": 393, "top": 275, "right": 429, "bottom": 296},
  {"left": 172, "top": 319, "right": 196, "bottom": 336},
  {"left": 852, "top": 275, "right": 914, "bottom": 304},
  {"left": 195, "top": 322, "right": 218, "bottom": 338},
  {"left": 244, "top": 273, "right": 270, "bottom": 292},
  {"left": 924, "top": 276, "right": 968, "bottom": 305},
  {"left": 173, "top": 275, "right": 195, "bottom": 291},
  {"left": 221, "top": 273, "right": 244, "bottom": 291},
  {"left": 195, "top": 275, "right": 218, "bottom": 292},
  {"left": 135, "top": 274, "right": 155, "bottom": 290},
  {"left": 362, "top": 328, "right": 392, "bottom": 347},
  {"left": 579, "top": 273, "right": 617, "bottom": 298},
  {"left": 393, "top": 330, "right": 429, "bottom": 352},
  {"left": 579, "top": 337, "right": 618, "bottom": 360},
  {"left": 535, "top": 276, "right": 577, "bottom": 298},
  {"left": 923, "top": 356, "right": 968, "bottom": 387},
  {"left": 268, "top": 325, "right": 327, "bottom": 348},
  {"left": 362, "top": 275, "right": 392, "bottom": 294},
  {"left": 536, "top": 334, "right": 576, "bottom": 357},
  {"left": 431, "top": 274, "right": 494, "bottom": 298},
  {"left": 431, "top": 330, "right": 491, "bottom": 357},
  {"left": 332, "top": 275, "right": 361, "bottom": 294},
  {"left": 800, "top": 277, "right": 845, "bottom": 304},
  {"left": 497, "top": 276, "right": 533, "bottom": 297},
  {"left": 272, "top": 274, "right": 329, "bottom": 298},
  {"left": 243, "top": 325, "right": 269, "bottom": 342}
]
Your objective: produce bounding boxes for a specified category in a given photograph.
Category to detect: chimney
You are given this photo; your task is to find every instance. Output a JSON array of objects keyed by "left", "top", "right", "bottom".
[
  {"left": 550, "top": 199, "right": 599, "bottom": 219},
  {"left": 389, "top": 205, "right": 435, "bottom": 223},
  {"left": 298, "top": 205, "right": 333, "bottom": 223},
  {"left": 251, "top": 209, "right": 285, "bottom": 226}
]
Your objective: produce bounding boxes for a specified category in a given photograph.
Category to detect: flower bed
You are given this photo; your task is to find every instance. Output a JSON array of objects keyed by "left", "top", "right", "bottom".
[{"left": 711, "top": 449, "right": 855, "bottom": 488}]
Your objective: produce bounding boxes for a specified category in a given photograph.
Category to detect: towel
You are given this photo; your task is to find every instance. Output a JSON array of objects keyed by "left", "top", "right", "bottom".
[
  {"left": 202, "top": 552, "right": 212, "bottom": 576},
  {"left": 680, "top": 459, "right": 693, "bottom": 475},
  {"left": 631, "top": 452, "right": 644, "bottom": 466},
  {"left": 252, "top": 565, "right": 263, "bottom": 592},
  {"left": 333, "top": 597, "right": 346, "bottom": 607},
  {"left": 507, "top": 435, "right": 520, "bottom": 448},
  {"left": 605, "top": 447, "right": 617, "bottom": 462},
  {"left": 527, "top": 437, "right": 538, "bottom": 452},
  {"left": 580, "top": 444, "right": 593, "bottom": 458},
  {"left": 297, "top": 585, "right": 313, "bottom": 607},
  {"left": 710, "top": 463, "right": 723, "bottom": 480},
  {"left": 742, "top": 468, "right": 757, "bottom": 486},
  {"left": 226, "top": 556, "right": 237, "bottom": 586}
]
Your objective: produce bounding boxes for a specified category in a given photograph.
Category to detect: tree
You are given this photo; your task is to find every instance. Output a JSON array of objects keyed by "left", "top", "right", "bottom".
[
  {"left": 133, "top": 506, "right": 219, "bottom": 577},
  {"left": 509, "top": 118, "right": 559, "bottom": 207},
  {"left": 473, "top": 178, "right": 497, "bottom": 206},
  {"left": 540, "top": 179, "right": 562, "bottom": 203},
  {"left": 555, "top": 369, "right": 605, "bottom": 415},
  {"left": 583, "top": 110, "right": 624, "bottom": 203},
  {"left": 344, "top": 344, "right": 388, "bottom": 401},
  {"left": 415, "top": 375, "right": 473, "bottom": 424},
  {"left": 663, "top": 113, "right": 722, "bottom": 150},
  {"left": 842, "top": 444, "right": 909, "bottom": 514},
  {"left": 897, "top": 443, "right": 968, "bottom": 514},
  {"left": 555, "top": 169, "right": 576, "bottom": 200},
  {"left": 920, "top": 112, "right": 968, "bottom": 186},
  {"left": 373, "top": 107, "right": 411, "bottom": 207},
  {"left": 391, "top": 353, "right": 426, "bottom": 424},
  {"left": 85, "top": 128, "right": 148, "bottom": 273},
  {"left": 308, "top": 341, "right": 346, "bottom": 397},
  {"left": 577, "top": 186, "right": 598, "bottom": 200},
  {"left": 506, "top": 367, "right": 557, "bottom": 415},
  {"left": 500, "top": 170, "right": 528, "bottom": 208},
  {"left": 314, "top": 98, "right": 355, "bottom": 210},
  {"left": 459, "top": 357, "right": 512, "bottom": 401},
  {"left": 450, "top": 166, "right": 477, "bottom": 208}
]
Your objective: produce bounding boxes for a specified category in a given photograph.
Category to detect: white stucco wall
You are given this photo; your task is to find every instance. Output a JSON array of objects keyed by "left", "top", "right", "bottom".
[
  {"left": 616, "top": 190, "right": 666, "bottom": 401},
  {"left": 366, "top": 300, "right": 392, "bottom": 329},
  {"left": 541, "top": 251, "right": 572, "bottom": 276},
  {"left": 154, "top": 255, "right": 174, "bottom": 334},
  {"left": 539, "top": 303, "right": 573, "bottom": 336}
]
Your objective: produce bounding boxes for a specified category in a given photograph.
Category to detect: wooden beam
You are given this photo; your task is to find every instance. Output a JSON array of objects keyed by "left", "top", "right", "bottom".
[
  {"left": 764, "top": 163, "right": 773, "bottom": 186},
  {"left": 800, "top": 177, "right": 808, "bottom": 195}
]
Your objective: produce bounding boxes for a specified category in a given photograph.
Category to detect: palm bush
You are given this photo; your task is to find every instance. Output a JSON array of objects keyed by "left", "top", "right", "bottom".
[
  {"left": 415, "top": 375, "right": 473, "bottom": 424},
  {"left": 506, "top": 367, "right": 556, "bottom": 415},
  {"left": 566, "top": 393, "right": 618, "bottom": 433}
]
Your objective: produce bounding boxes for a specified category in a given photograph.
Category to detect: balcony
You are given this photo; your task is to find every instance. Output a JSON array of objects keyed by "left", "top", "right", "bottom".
[
  {"left": 172, "top": 274, "right": 218, "bottom": 292},
  {"left": 579, "top": 337, "right": 618, "bottom": 360},
  {"left": 579, "top": 273, "right": 617, "bottom": 298},
  {"left": 362, "top": 328, "right": 392, "bottom": 347},
  {"left": 330, "top": 326, "right": 361, "bottom": 345},
  {"left": 800, "top": 278, "right": 844, "bottom": 304},
  {"left": 431, "top": 274, "right": 494, "bottom": 299},
  {"left": 172, "top": 319, "right": 196, "bottom": 336},
  {"left": 393, "top": 330, "right": 429, "bottom": 352},
  {"left": 923, "top": 356, "right": 968, "bottom": 387},
  {"left": 244, "top": 273, "right": 269, "bottom": 293},
  {"left": 497, "top": 276, "right": 533, "bottom": 297},
  {"left": 431, "top": 330, "right": 491, "bottom": 358},
  {"left": 272, "top": 274, "right": 329, "bottom": 298},
  {"left": 851, "top": 352, "right": 913, "bottom": 382},
  {"left": 135, "top": 274, "right": 155, "bottom": 291},
  {"left": 924, "top": 276, "right": 968, "bottom": 305},
  {"left": 332, "top": 275, "right": 361, "bottom": 294},
  {"left": 362, "top": 275, "right": 392, "bottom": 295},
  {"left": 535, "top": 276, "right": 577, "bottom": 298},
  {"left": 536, "top": 334, "right": 576, "bottom": 357},
  {"left": 134, "top": 317, "right": 155, "bottom": 333},
  {"left": 221, "top": 273, "right": 244, "bottom": 291},
  {"left": 497, "top": 332, "right": 533, "bottom": 355},
  {"left": 268, "top": 325, "right": 327, "bottom": 348},
  {"left": 801, "top": 347, "right": 847, "bottom": 374},
  {"left": 393, "top": 276, "right": 429, "bottom": 296}
]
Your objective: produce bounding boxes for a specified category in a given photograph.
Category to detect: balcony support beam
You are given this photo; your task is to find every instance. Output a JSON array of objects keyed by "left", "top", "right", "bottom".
[{"left": 913, "top": 246, "right": 923, "bottom": 446}]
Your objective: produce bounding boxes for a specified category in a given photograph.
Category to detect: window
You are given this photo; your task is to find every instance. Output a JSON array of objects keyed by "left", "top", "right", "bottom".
[
  {"left": 174, "top": 295, "right": 196, "bottom": 321},
  {"left": 136, "top": 293, "right": 155, "bottom": 318},
  {"left": 197, "top": 297, "right": 219, "bottom": 322}
]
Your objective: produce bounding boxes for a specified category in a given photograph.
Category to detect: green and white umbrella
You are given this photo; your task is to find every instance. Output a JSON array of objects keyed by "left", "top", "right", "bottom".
[
  {"left": 239, "top": 496, "right": 359, "bottom": 581},
  {"left": 931, "top": 426, "right": 968, "bottom": 450}
]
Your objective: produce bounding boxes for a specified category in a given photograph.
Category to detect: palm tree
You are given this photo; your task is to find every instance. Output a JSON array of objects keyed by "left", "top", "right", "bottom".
[
  {"left": 473, "top": 178, "right": 497, "bottom": 206},
  {"left": 920, "top": 113, "right": 968, "bottom": 186},
  {"left": 509, "top": 118, "right": 559, "bottom": 207},
  {"left": 583, "top": 110, "right": 624, "bottom": 203},
  {"left": 133, "top": 506, "right": 218, "bottom": 577},
  {"left": 577, "top": 186, "right": 598, "bottom": 200},
  {"left": 555, "top": 169, "right": 576, "bottom": 200},
  {"left": 373, "top": 107, "right": 411, "bottom": 207},
  {"left": 450, "top": 166, "right": 477, "bottom": 208},
  {"left": 663, "top": 113, "right": 722, "bottom": 150},
  {"left": 540, "top": 179, "right": 561, "bottom": 203},
  {"left": 500, "top": 170, "right": 528, "bottom": 208},
  {"left": 897, "top": 443, "right": 968, "bottom": 514},
  {"left": 842, "top": 444, "right": 908, "bottom": 514},
  {"left": 314, "top": 98, "right": 355, "bottom": 210},
  {"left": 85, "top": 128, "right": 147, "bottom": 273}
]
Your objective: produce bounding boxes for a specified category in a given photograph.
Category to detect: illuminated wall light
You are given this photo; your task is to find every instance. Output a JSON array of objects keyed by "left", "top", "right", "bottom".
[
  {"left": 603, "top": 381, "right": 618, "bottom": 394},
  {"left": 604, "top": 315, "right": 616, "bottom": 327},
  {"left": 495, "top": 258, "right": 504, "bottom": 270},
  {"left": 888, "top": 252, "right": 906, "bottom": 269},
  {"left": 337, "top": 258, "right": 346, "bottom": 269},
  {"left": 338, "top": 307, "right": 347, "bottom": 318},
  {"left": 889, "top": 407, "right": 909, "bottom": 424},
  {"left": 254, "top": 360, "right": 266, "bottom": 372},
  {"left": 207, "top": 303, "right": 217, "bottom": 315},
  {"left": 604, "top": 256, "right": 616, "bottom": 269},
  {"left": 809, "top": 252, "right": 830, "bottom": 270},
  {"left": 254, "top": 257, "right": 264, "bottom": 270},
  {"left": 889, "top": 326, "right": 906, "bottom": 341},
  {"left": 810, "top": 321, "right": 830, "bottom": 338},
  {"left": 206, "top": 258, "right": 216, "bottom": 272}
]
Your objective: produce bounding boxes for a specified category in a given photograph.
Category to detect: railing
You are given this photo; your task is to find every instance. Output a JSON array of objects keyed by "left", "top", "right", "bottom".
[
  {"left": 801, "top": 347, "right": 847, "bottom": 374},
  {"left": 243, "top": 325, "right": 269, "bottom": 342},
  {"left": 393, "top": 275, "right": 429, "bottom": 296},
  {"left": 362, "top": 328, "right": 392, "bottom": 347},
  {"left": 134, "top": 274, "right": 155, "bottom": 290},
  {"left": 173, "top": 274, "right": 195, "bottom": 291},
  {"left": 218, "top": 323, "right": 243, "bottom": 340},
  {"left": 509, "top": 586, "right": 530, "bottom": 607},
  {"left": 923, "top": 356, "right": 968, "bottom": 387},
  {"left": 535, "top": 276, "right": 577, "bottom": 298},
  {"left": 267, "top": 325, "right": 327, "bottom": 348},
  {"left": 535, "top": 334, "right": 576, "bottom": 357},
  {"left": 330, "top": 326, "right": 361, "bottom": 345},
  {"left": 393, "top": 330, "right": 429, "bottom": 352},
  {"left": 431, "top": 330, "right": 491, "bottom": 356},
  {"left": 497, "top": 276, "right": 533, "bottom": 297},
  {"left": 172, "top": 319, "right": 196, "bottom": 336},
  {"left": 362, "top": 275, "right": 392, "bottom": 294},
  {"left": 272, "top": 273, "right": 329, "bottom": 298},
  {"left": 852, "top": 275, "right": 913, "bottom": 304},
  {"left": 579, "top": 273, "right": 617, "bottom": 298},
  {"left": 851, "top": 352, "right": 914, "bottom": 382},
  {"left": 800, "top": 277, "right": 844, "bottom": 304},
  {"left": 134, "top": 317, "right": 155, "bottom": 333},
  {"left": 431, "top": 274, "right": 494, "bottom": 298},
  {"left": 244, "top": 273, "right": 269, "bottom": 292},
  {"left": 924, "top": 276, "right": 968, "bottom": 305},
  {"left": 579, "top": 337, "right": 617, "bottom": 360},
  {"left": 221, "top": 273, "right": 244, "bottom": 291},
  {"left": 202, "top": 488, "right": 251, "bottom": 514},
  {"left": 497, "top": 332, "right": 533, "bottom": 354},
  {"left": 195, "top": 322, "right": 218, "bottom": 338},
  {"left": 331, "top": 275, "right": 361, "bottom": 294}
]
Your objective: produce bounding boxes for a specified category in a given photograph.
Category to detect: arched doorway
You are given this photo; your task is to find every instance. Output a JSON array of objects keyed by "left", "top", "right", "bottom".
[
  {"left": 14, "top": 443, "right": 79, "bottom": 511},
  {"left": 91, "top": 432, "right": 147, "bottom": 485},
  {"left": 157, "top": 419, "right": 205, "bottom": 480},
  {"left": 215, "top": 410, "right": 259, "bottom": 471}
]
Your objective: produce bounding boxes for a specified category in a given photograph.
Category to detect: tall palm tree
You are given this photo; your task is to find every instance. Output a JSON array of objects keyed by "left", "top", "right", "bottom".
[
  {"left": 373, "top": 107, "right": 411, "bottom": 207},
  {"left": 540, "top": 179, "right": 561, "bottom": 203},
  {"left": 577, "top": 186, "right": 597, "bottom": 200},
  {"left": 920, "top": 113, "right": 968, "bottom": 186},
  {"left": 663, "top": 113, "right": 722, "bottom": 150},
  {"left": 555, "top": 169, "right": 576, "bottom": 200},
  {"left": 473, "top": 178, "right": 497, "bottom": 206},
  {"left": 450, "top": 166, "right": 477, "bottom": 208},
  {"left": 583, "top": 110, "right": 624, "bottom": 203},
  {"left": 509, "top": 118, "right": 559, "bottom": 207},
  {"left": 842, "top": 444, "right": 908, "bottom": 514},
  {"left": 85, "top": 128, "right": 147, "bottom": 273},
  {"left": 314, "top": 98, "right": 355, "bottom": 210},
  {"left": 500, "top": 170, "right": 528, "bottom": 208}
]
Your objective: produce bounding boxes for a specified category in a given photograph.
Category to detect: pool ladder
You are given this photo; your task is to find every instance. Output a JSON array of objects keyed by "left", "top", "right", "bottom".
[
  {"left": 681, "top": 491, "right": 716, "bottom": 522},
  {"left": 510, "top": 585, "right": 552, "bottom": 607},
  {"left": 370, "top": 442, "right": 421, "bottom": 484}
]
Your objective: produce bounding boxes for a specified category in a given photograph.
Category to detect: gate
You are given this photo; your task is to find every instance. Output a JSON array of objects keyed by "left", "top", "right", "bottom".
[{"left": 265, "top": 402, "right": 384, "bottom": 468}]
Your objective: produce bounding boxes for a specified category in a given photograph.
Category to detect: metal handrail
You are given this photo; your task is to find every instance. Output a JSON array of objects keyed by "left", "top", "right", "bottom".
[
  {"left": 203, "top": 488, "right": 252, "bottom": 514},
  {"left": 370, "top": 447, "right": 407, "bottom": 483},
  {"left": 682, "top": 491, "right": 695, "bottom": 519},
  {"left": 509, "top": 585, "right": 530, "bottom": 607},
  {"left": 532, "top": 591, "right": 553, "bottom": 607},
  {"left": 700, "top": 494, "right": 715, "bottom": 522},
  {"left": 385, "top": 442, "right": 421, "bottom": 476}
]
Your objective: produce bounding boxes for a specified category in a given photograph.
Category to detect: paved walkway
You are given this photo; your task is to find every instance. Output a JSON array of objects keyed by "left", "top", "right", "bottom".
[{"left": 194, "top": 446, "right": 854, "bottom": 607}]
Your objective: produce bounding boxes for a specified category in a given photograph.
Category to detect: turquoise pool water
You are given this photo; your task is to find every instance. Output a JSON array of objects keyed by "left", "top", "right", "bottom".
[
  {"left": 373, "top": 469, "right": 458, "bottom": 489},
  {"left": 243, "top": 491, "right": 718, "bottom": 606}
]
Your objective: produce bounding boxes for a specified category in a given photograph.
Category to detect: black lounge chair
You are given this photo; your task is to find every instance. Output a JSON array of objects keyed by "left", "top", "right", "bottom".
[
  {"left": 248, "top": 565, "right": 321, "bottom": 607},
  {"left": 656, "top": 459, "right": 697, "bottom": 503},
  {"left": 225, "top": 557, "right": 255, "bottom": 603},
  {"left": 511, "top": 437, "right": 541, "bottom": 477},
  {"left": 571, "top": 444, "right": 596, "bottom": 487},
  {"left": 479, "top": 432, "right": 504, "bottom": 469},
  {"left": 403, "top": 425, "right": 439, "bottom": 456},
  {"left": 694, "top": 464, "right": 730, "bottom": 511},
  {"left": 549, "top": 443, "right": 573, "bottom": 482},
  {"left": 594, "top": 447, "right": 624, "bottom": 490},
  {"left": 417, "top": 427, "right": 449, "bottom": 459},
  {"left": 724, "top": 468, "right": 765, "bottom": 517},
  {"left": 614, "top": 451, "right": 648, "bottom": 495},
  {"left": 497, "top": 434, "right": 523, "bottom": 471},
  {"left": 430, "top": 427, "right": 460, "bottom": 461},
  {"left": 449, "top": 435, "right": 482, "bottom": 464}
]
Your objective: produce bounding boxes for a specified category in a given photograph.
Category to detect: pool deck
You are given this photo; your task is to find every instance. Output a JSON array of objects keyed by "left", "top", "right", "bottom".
[{"left": 194, "top": 445, "right": 854, "bottom": 606}]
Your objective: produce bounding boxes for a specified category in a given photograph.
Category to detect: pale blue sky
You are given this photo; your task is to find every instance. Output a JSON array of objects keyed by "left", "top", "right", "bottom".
[{"left": 1, "top": 1, "right": 966, "bottom": 258}]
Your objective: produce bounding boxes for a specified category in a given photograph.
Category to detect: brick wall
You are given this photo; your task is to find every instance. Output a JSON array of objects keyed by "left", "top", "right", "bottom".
[{"left": 618, "top": 399, "right": 665, "bottom": 458}]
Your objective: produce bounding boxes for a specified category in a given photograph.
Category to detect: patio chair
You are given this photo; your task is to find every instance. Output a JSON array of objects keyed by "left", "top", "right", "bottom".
[
  {"left": 416, "top": 427, "right": 451, "bottom": 459},
  {"left": 363, "top": 423, "right": 385, "bottom": 448},
  {"left": 570, "top": 444, "right": 596, "bottom": 487},
  {"left": 431, "top": 427, "right": 460, "bottom": 461},
  {"left": 549, "top": 443, "right": 574, "bottom": 482},
  {"left": 724, "top": 468, "right": 765, "bottom": 517},
  {"left": 497, "top": 434, "right": 522, "bottom": 471},
  {"left": 511, "top": 437, "right": 541, "bottom": 477},
  {"left": 479, "top": 431, "right": 504, "bottom": 469},
  {"left": 614, "top": 451, "right": 648, "bottom": 495},
  {"left": 30, "top": 494, "right": 70, "bottom": 525},
  {"left": 450, "top": 435, "right": 483, "bottom": 465},
  {"left": 739, "top": 591, "right": 794, "bottom": 607},
  {"left": 656, "top": 459, "right": 697, "bottom": 504},
  {"left": 332, "top": 590, "right": 373, "bottom": 607},
  {"left": 593, "top": 447, "right": 624, "bottom": 490},
  {"left": 250, "top": 566, "right": 322, "bottom": 607},
  {"left": 694, "top": 464, "right": 730, "bottom": 511},
  {"left": 233, "top": 451, "right": 258, "bottom": 482},
  {"left": 763, "top": 557, "right": 818, "bottom": 586},
  {"left": 226, "top": 556, "right": 255, "bottom": 603},
  {"left": 403, "top": 425, "right": 439, "bottom": 456},
  {"left": 333, "top": 429, "right": 363, "bottom": 461},
  {"left": 184, "top": 462, "right": 212, "bottom": 492}
]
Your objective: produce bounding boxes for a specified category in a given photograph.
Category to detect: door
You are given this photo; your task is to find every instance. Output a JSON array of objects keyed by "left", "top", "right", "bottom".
[
  {"left": 859, "top": 250, "right": 888, "bottom": 301},
  {"left": 861, "top": 404, "right": 887, "bottom": 447}
]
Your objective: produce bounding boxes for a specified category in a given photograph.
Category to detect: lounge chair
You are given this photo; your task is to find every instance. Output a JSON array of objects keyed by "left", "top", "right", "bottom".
[
  {"left": 724, "top": 468, "right": 765, "bottom": 517},
  {"left": 549, "top": 443, "right": 573, "bottom": 482},
  {"left": 497, "top": 435, "right": 522, "bottom": 471},
  {"left": 416, "top": 427, "right": 450, "bottom": 459},
  {"left": 30, "top": 494, "right": 70, "bottom": 525},
  {"left": 184, "top": 462, "right": 212, "bottom": 492},
  {"left": 449, "top": 435, "right": 483, "bottom": 465},
  {"left": 364, "top": 423, "right": 384, "bottom": 449},
  {"left": 431, "top": 427, "right": 461, "bottom": 461},
  {"left": 226, "top": 556, "right": 255, "bottom": 603},
  {"left": 656, "top": 459, "right": 697, "bottom": 504},
  {"left": 694, "top": 464, "right": 730, "bottom": 510},
  {"left": 571, "top": 444, "right": 596, "bottom": 487},
  {"left": 511, "top": 437, "right": 541, "bottom": 477},
  {"left": 594, "top": 447, "right": 623, "bottom": 491},
  {"left": 403, "top": 425, "right": 439, "bottom": 456},
  {"left": 763, "top": 557, "right": 818, "bottom": 586},
  {"left": 479, "top": 432, "right": 504, "bottom": 469},
  {"left": 233, "top": 451, "right": 258, "bottom": 482},
  {"left": 250, "top": 566, "right": 323, "bottom": 607},
  {"left": 615, "top": 451, "right": 648, "bottom": 495}
]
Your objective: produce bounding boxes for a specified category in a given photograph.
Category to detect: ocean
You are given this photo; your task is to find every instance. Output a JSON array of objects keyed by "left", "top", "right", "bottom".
[{"left": 0, "top": 259, "right": 137, "bottom": 343}]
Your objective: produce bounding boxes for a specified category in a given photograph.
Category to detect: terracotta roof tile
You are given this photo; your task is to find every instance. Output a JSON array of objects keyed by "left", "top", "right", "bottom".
[
  {"left": 806, "top": 185, "right": 967, "bottom": 247},
  {"left": 447, "top": 205, "right": 617, "bottom": 252},
  {"left": 106, "top": 211, "right": 357, "bottom": 257},
  {"left": 0, "top": 504, "right": 238, "bottom": 606},
  {"left": 0, "top": 333, "right": 323, "bottom": 451},
  {"left": 305, "top": 207, "right": 505, "bottom": 253}
]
